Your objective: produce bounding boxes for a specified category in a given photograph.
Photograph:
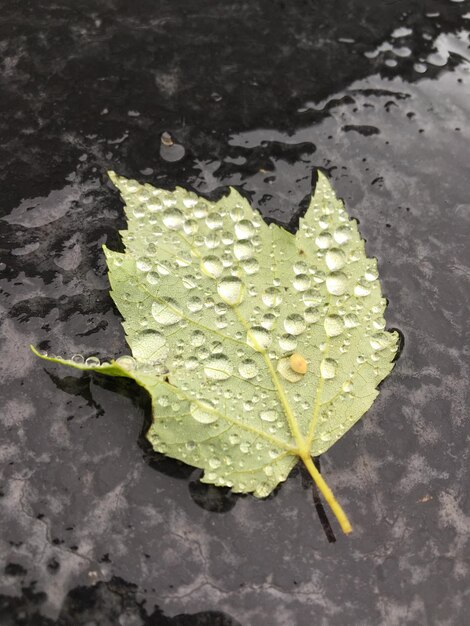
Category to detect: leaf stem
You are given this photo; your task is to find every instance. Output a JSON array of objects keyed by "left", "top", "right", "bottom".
[{"left": 301, "top": 454, "right": 352, "bottom": 535}]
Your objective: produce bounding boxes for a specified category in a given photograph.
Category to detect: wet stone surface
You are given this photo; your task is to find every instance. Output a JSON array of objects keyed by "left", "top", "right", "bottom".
[{"left": 1, "top": 1, "right": 470, "bottom": 625}]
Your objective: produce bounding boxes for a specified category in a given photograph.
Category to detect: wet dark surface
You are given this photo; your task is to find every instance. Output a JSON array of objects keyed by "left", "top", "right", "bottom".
[{"left": 1, "top": 1, "right": 470, "bottom": 624}]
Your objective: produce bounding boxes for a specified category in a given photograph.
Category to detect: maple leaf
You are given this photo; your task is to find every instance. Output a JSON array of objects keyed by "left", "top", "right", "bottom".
[{"left": 33, "top": 171, "right": 399, "bottom": 534}]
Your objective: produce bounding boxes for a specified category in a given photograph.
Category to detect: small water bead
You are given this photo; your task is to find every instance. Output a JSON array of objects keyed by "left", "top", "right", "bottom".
[
  {"left": 221, "top": 231, "right": 234, "bottom": 245},
  {"left": 192, "top": 202, "right": 208, "bottom": 219},
  {"left": 201, "top": 255, "right": 223, "bottom": 278},
  {"left": 326, "top": 271, "right": 348, "bottom": 296},
  {"left": 304, "top": 307, "right": 320, "bottom": 324},
  {"left": 372, "top": 318, "right": 386, "bottom": 330},
  {"left": 312, "top": 270, "right": 325, "bottom": 284},
  {"left": 344, "top": 313, "right": 359, "bottom": 328},
  {"left": 284, "top": 314, "right": 306, "bottom": 336},
  {"left": 162, "top": 207, "right": 184, "bottom": 230},
  {"left": 71, "top": 354, "right": 85, "bottom": 364},
  {"left": 260, "top": 410, "right": 278, "bottom": 422},
  {"left": 370, "top": 332, "right": 391, "bottom": 351},
  {"left": 257, "top": 313, "right": 273, "bottom": 330},
  {"left": 217, "top": 276, "right": 244, "bottom": 305},
  {"left": 85, "top": 356, "right": 100, "bottom": 367},
  {"left": 115, "top": 355, "right": 137, "bottom": 370},
  {"left": 132, "top": 205, "right": 146, "bottom": 219},
  {"left": 155, "top": 261, "right": 171, "bottom": 276},
  {"left": 354, "top": 280, "right": 371, "bottom": 297},
  {"left": 319, "top": 214, "right": 332, "bottom": 229},
  {"left": 185, "top": 356, "right": 199, "bottom": 370},
  {"left": 146, "top": 271, "right": 160, "bottom": 285},
  {"left": 302, "top": 289, "right": 321, "bottom": 307},
  {"left": 190, "top": 330, "right": 206, "bottom": 347},
  {"left": 279, "top": 334, "right": 297, "bottom": 351},
  {"left": 247, "top": 326, "right": 272, "bottom": 351},
  {"left": 238, "top": 359, "right": 258, "bottom": 379},
  {"left": 229, "top": 433, "right": 240, "bottom": 445},
  {"left": 204, "top": 354, "right": 233, "bottom": 380},
  {"left": 325, "top": 248, "right": 346, "bottom": 271},
  {"left": 342, "top": 380, "right": 354, "bottom": 393},
  {"left": 320, "top": 358, "right": 337, "bottom": 379},
  {"left": 205, "top": 233, "right": 220, "bottom": 249},
  {"left": 233, "top": 240, "right": 254, "bottom": 260},
  {"left": 187, "top": 296, "right": 203, "bottom": 313},
  {"left": 241, "top": 258, "right": 259, "bottom": 275},
  {"left": 182, "top": 274, "right": 197, "bottom": 289},
  {"left": 333, "top": 225, "right": 351, "bottom": 245},
  {"left": 190, "top": 400, "right": 218, "bottom": 424},
  {"left": 262, "top": 287, "right": 282, "bottom": 308},
  {"left": 293, "top": 274, "right": 311, "bottom": 292},
  {"left": 209, "top": 457, "right": 221, "bottom": 469},
  {"left": 264, "top": 466, "right": 274, "bottom": 477},
  {"left": 230, "top": 204, "right": 244, "bottom": 222},
  {"left": 324, "top": 314, "right": 344, "bottom": 337},
  {"left": 364, "top": 266, "right": 379, "bottom": 282},
  {"left": 183, "top": 219, "right": 198, "bottom": 235},
  {"left": 151, "top": 299, "right": 182, "bottom": 326},
  {"left": 234, "top": 219, "right": 255, "bottom": 239},
  {"left": 315, "top": 232, "right": 333, "bottom": 249},
  {"left": 293, "top": 261, "right": 308, "bottom": 275},
  {"left": 136, "top": 257, "right": 152, "bottom": 272},
  {"left": 196, "top": 346, "right": 209, "bottom": 360},
  {"left": 206, "top": 212, "right": 223, "bottom": 230}
]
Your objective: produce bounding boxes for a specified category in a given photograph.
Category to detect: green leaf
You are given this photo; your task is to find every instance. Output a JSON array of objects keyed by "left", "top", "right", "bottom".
[{"left": 33, "top": 171, "right": 399, "bottom": 534}]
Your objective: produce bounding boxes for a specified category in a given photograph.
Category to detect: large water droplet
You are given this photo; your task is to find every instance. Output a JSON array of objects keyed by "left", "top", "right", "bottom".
[
  {"left": 247, "top": 326, "right": 272, "bottom": 351},
  {"left": 204, "top": 354, "right": 233, "bottom": 380},
  {"left": 320, "top": 358, "right": 337, "bottom": 379},
  {"left": 324, "top": 314, "right": 344, "bottom": 337},
  {"left": 217, "top": 276, "right": 244, "bottom": 305},
  {"left": 162, "top": 207, "right": 184, "bottom": 230},
  {"left": 238, "top": 359, "right": 258, "bottom": 379},
  {"left": 133, "top": 329, "right": 169, "bottom": 360},
  {"left": 151, "top": 298, "right": 182, "bottom": 326},
  {"left": 201, "top": 255, "right": 223, "bottom": 278},
  {"left": 190, "top": 400, "right": 218, "bottom": 424},
  {"left": 326, "top": 271, "right": 348, "bottom": 296},
  {"left": 284, "top": 314, "right": 306, "bottom": 336},
  {"left": 325, "top": 248, "right": 346, "bottom": 271}
]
